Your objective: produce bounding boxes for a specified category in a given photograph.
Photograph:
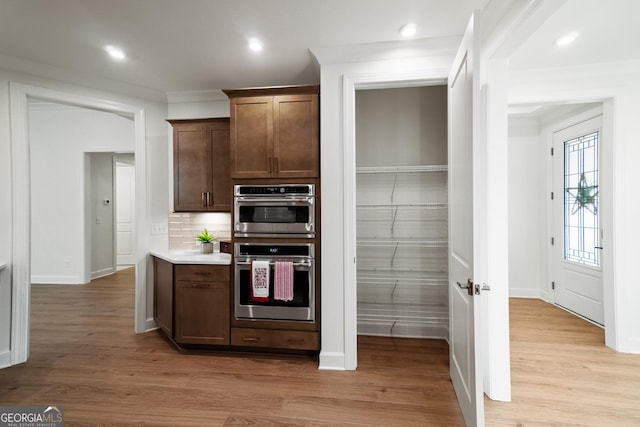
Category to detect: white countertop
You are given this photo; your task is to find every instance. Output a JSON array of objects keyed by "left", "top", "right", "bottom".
[{"left": 150, "top": 249, "right": 232, "bottom": 265}]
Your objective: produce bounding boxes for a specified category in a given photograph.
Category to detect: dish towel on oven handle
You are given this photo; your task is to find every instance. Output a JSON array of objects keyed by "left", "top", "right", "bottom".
[
  {"left": 274, "top": 260, "right": 294, "bottom": 302},
  {"left": 251, "top": 260, "right": 270, "bottom": 302}
]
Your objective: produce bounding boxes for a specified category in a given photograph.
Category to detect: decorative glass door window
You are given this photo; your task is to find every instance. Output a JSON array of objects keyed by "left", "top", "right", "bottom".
[{"left": 563, "top": 131, "right": 600, "bottom": 267}]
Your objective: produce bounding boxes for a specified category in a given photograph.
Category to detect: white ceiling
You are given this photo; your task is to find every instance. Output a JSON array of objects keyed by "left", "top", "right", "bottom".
[
  {"left": 0, "top": 0, "right": 487, "bottom": 99},
  {"left": 510, "top": 0, "right": 640, "bottom": 70},
  {"left": 1, "top": 1, "right": 637, "bottom": 103}
]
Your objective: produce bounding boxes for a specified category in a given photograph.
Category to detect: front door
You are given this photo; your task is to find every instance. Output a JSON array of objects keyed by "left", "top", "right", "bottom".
[
  {"left": 448, "top": 13, "right": 484, "bottom": 427},
  {"left": 552, "top": 116, "right": 604, "bottom": 325}
]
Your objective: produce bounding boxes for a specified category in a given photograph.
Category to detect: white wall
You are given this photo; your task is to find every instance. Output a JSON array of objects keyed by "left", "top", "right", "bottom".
[
  {"left": 356, "top": 86, "right": 447, "bottom": 166},
  {"left": 507, "top": 116, "right": 543, "bottom": 298},
  {"left": 0, "top": 66, "right": 170, "bottom": 365},
  {"left": 29, "top": 105, "right": 133, "bottom": 284},
  {"left": 509, "top": 60, "right": 640, "bottom": 353},
  {"left": 90, "top": 152, "right": 116, "bottom": 279}
]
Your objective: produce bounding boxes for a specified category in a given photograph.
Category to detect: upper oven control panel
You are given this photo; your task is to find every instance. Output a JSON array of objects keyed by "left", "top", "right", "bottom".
[{"left": 234, "top": 184, "right": 315, "bottom": 196}]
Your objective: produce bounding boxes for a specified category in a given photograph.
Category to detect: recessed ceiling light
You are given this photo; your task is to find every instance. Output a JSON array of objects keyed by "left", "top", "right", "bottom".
[
  {"left": 399, "top": 22, "right": 417, "bottom": 38},
  {"left": 105, "top": 45, "right": 126, "bottom": 60},
  {"left": 555, "top": 32, "right": 578, "bottom": 47},
  {"left": 248, "top": 38, "right": 263, "bottom": 52}
]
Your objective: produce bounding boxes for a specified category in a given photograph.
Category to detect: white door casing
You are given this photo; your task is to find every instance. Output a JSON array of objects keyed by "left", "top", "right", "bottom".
[
  {"left": 8, "top": 82, "right": 148, "bottom": 367},
  {"left": 116, "top": 161, "right": 136, "bottom": 266},
  {"left": 448, "top": 13, "right": 484, "bottom": 427},
  {"left": 552, "top": 115, "right": 604, "bottom": 325}
]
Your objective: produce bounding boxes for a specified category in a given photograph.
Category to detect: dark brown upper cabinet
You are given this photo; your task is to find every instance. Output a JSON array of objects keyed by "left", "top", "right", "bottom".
[
  {"left": 168, "top": 118, "right": 231, "bottom": 212},
  {"left": 223, "top": 86, "right": 319, "bottom": 179}
]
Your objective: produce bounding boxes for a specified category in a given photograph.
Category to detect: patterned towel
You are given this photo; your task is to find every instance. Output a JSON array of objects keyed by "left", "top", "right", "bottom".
[
  {"left": 274, "top": 261, "right": 294, "bottom": 302},
  {"left": 251, "top": 260, "right": 270, "bottom": 302}
]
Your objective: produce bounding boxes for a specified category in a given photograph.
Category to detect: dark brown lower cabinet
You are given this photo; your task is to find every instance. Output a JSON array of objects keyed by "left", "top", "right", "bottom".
[
  {"left": 154, "top": 257, "right": 174, "bottom": 337},
  {"left": 153, "top": 257, "right": 319, "bottom": 353},
  {"left": 231, "top": 328, "right": 319, "bottom": 351},
  {"left": 174, "top": 264, "right": 230, "bottom": 345}
]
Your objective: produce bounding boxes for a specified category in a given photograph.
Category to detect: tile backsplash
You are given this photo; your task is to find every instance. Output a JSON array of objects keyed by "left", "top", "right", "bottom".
[{"left": 168, "top": 212, "right": 231, "bottom": 251}]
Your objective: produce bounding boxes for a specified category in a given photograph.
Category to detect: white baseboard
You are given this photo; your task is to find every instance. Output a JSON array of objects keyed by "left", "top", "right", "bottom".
[
  {"left": 318, "top": 351, "right": 347, "bottom": 370},
  {"left": 509, "top": 288, "right": 542, "bottom": 299},
  {"left": 31, "top": 275, "right": 82, "bottom": 285},
  {"left": 0, "top": 350, "right": 11, "bottom": 368},
  {"left": 144, "top": 318, "right": 157, "bottom": 332},
  {"left": 91, "top": 268, "right": 115, "bottom": 280},
  {"left": 620, "top": 337, "right": 640, "bottom": 354}
]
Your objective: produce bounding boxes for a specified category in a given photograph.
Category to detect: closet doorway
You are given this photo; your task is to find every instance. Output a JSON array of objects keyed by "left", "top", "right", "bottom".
[{"left": 355, "top": 85, "right": 449, "bottom": 342}]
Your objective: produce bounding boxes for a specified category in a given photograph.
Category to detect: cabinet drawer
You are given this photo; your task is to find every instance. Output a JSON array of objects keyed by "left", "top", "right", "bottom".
[
  {"left": 231, "top": 328, "right": 319, "bottom": 351},
  {"left": 175, "top": 264, "right": 230, "bottom": 282}
]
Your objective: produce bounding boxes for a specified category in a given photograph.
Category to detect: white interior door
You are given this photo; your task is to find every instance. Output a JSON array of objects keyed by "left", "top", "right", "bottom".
[
  {"left": 552, "top": 116, "right": 604, "bottom": 325},
  {"left": 448, "top": 14, "right": 483, "bottom": 427},
  {"left": 116, "top": 161, "right": 136, "bottom": 266}
]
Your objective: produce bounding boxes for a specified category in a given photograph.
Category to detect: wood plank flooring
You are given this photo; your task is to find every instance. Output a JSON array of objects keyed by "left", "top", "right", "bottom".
[
  {"left": 485, "top": 298, "right": 640, "bottom": 426},
  {"left": 0, "top": 269, "right": 464, "bottom": 426},
  {"left": 3, "top": 269, "right": 639, "bottom": 425}
]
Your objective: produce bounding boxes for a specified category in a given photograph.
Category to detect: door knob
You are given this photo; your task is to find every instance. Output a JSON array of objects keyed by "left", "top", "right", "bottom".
[{"left": 456, "top": 279, "right": 474, "bottom": 296}]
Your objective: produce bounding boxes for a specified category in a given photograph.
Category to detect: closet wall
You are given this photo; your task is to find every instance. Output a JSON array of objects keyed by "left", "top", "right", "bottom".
[{"left": 355, "top": 85, "right": 448, "bottom": 339}]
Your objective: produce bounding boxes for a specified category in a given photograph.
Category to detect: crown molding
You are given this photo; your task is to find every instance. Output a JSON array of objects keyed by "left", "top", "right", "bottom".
[{"left": 165, "top": 89, "right": 228, "bottom": 104}]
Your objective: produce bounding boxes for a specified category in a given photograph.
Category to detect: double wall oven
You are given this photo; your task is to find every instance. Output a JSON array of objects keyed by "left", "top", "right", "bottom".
[{"left": 233, "top": 184, "right": 316, "bottom": 323}]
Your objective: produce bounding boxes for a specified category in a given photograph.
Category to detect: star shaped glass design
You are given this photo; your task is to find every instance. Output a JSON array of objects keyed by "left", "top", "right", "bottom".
[{"left": 566, "top": 173, "right": 598, "bottom": 214}]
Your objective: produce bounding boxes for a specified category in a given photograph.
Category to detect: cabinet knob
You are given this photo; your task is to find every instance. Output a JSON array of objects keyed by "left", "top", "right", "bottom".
[
  {"left": 201, "top": 192, "right": 207, "bottom": 206},
  {"left": 243, "top": 337, "right": 259, "bottom": 342}
]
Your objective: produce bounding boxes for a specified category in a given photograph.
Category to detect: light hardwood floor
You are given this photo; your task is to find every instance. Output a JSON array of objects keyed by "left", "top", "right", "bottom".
[
  {"left": 0, "top": 269, "right": 464, "bottom": 426},
  {"left": 485, "top": 298, "right": 640, "bottom": 426},
  {"left": 2, "top": 269, "right": 639, "bottom": 426}
]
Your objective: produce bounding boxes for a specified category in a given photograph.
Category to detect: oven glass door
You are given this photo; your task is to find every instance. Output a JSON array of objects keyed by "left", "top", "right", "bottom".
[
  {"left": 234, "top": 198, "right": 314, "bottom": 237},
  {"left": 235, "top": 259, "right": 315, "bottom": 321}
]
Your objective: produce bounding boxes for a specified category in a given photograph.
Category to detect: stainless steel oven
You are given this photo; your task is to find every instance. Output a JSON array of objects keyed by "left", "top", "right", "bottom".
[
  {"left": 234, "top": 184, "right": 315, "bottom": 238},
  {"left": 234, "top": 242, "right": 315, "bottom": 322}
]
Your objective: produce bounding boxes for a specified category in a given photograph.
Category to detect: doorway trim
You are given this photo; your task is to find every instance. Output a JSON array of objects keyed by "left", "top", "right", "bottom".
[
  {"left": 9, "top": 82, "right": 148, "bottom": 365},
  {"left": 342, "top": 70, "right": 449, "bottom": 371},
  {"left": 510, "top": 92, "right": 618, "bottom": 349}
]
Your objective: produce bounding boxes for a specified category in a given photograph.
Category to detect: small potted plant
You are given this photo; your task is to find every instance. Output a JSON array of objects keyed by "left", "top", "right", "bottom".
[{"left": 196, "top": 228, "right": 215, "bottom": 254}]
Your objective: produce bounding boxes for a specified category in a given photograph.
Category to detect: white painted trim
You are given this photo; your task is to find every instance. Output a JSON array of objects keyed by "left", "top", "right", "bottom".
[
  {"left": 31, "top": 276, "right": 84, "bottom": 285},
  {"left": 509, "top": 289, "right": 542, "bottom": 299},
  {"left": 340, "top": 72, "right": 448, "bottom": 372},
  {"left": 166, "top": 89, "right": 228, "bottom": 104},
  {"left": 9, "top": 83, "right": 31, "bottom": 365},
  {"left": 0, "top": 350, "right": 10, "bottom": 369},
  {"left": 145, "top": 318, "right": 157, "bottom": 332},
  {"left": 318, "top": 352, "right": 347, "bottom": 371},
  {"left": 91, "top": 268, "right": 117, "bottom": 280},
  {"left": 8, "top": 82, "right": 149, "bottom": 367},
  {"left": 342, "top": 74, "right": 358, "bottom": 371}
]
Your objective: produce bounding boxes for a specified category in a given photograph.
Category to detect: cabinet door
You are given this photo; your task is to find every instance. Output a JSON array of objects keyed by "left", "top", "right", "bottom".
[
  {"left": 273, "top": 94, "right": 319, "bottom": 178},
  {"left": 173, "top": 123, "right": 212, "bottom": 211},
  {"left": 229, "top": 96, "right": 273, "bottom": 178},
  {"left": 207, "top": 121, "right": 231, "bottom": 211},
  {"left": 174, "top": 281, "right": 230, "bottom": 345},
  {"left": 154, "top": 257, "right": 173, "bottom": 337}
]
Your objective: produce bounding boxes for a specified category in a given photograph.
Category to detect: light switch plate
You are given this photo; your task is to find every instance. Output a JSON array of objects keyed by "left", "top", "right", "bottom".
[{"left": 151, "top": 223, "right": 167, "bottom": 235}]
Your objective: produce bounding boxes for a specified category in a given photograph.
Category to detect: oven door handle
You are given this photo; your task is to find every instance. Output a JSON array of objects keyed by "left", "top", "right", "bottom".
[
  {"left": 235, "top": 196, "right": 314, "bottom": 204},
  {"left": 235, "top": 259, "right": 312, "bottom": 268}
]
